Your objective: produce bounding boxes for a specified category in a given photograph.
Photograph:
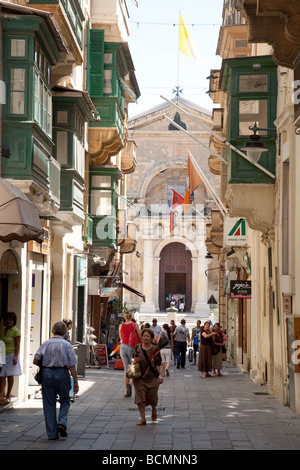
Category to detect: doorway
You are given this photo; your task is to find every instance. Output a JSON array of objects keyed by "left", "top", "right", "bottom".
[
  {"left": 159, "top": 242, "right": 192, "bottom": 311},
  {"left": 0, "top": 278, "right": 8, "bottom": 316}
]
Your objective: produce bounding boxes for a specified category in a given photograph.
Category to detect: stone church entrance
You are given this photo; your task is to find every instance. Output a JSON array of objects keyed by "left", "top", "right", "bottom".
[{"left": 159, "top": 242, "right": 192, "bottom": 311}]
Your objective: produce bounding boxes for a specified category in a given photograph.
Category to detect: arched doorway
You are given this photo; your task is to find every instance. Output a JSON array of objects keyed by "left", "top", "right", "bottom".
[{"left": 159, "top": 242, "right": 192, "bottom": 311}]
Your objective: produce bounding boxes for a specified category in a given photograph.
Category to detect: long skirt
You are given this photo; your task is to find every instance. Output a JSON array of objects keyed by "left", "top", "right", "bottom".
[
  {"left": 212, "top": 351, "right": 223, "bottom": 371},
  {"left": 198, "top": 344, "right": 212, "bottom": 373},
  {"left": 133, "top": 376, "right": 159, "bottom": 407}
]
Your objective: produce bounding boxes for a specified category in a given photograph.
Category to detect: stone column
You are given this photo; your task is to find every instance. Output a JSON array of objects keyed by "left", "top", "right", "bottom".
[
  {"left": 139, "top": 238, "right": 156, "bottom": 313},
  {"left": 192, "top": 255, "right": 210, "bottom": 317}
]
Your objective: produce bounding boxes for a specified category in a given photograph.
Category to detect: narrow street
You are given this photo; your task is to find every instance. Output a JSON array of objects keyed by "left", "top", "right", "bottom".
[{"left": 1, "top": 358, "right": 300, "bottom": 453}]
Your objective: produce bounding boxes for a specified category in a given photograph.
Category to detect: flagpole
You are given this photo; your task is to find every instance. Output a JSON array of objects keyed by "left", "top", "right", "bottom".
[
  {"left": 177, "top": 11, "right": 180, "bottom": 88},
  {"left": 188, "top": 151, "right": 228, "bottom": 216},
  {"left": 161, "top": 95, "right": 275, "bottom": 180},
  {"left": 163, "top": 114, "right": 227, "bottom": 164}
]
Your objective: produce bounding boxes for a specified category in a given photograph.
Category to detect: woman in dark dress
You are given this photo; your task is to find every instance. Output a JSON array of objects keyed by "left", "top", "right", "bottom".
[
  {"left": 132, "top": 328, "right": 164, "bottom": 425},
  {"left": 198, "top": 321, "right": 217, "bottom": 378}
]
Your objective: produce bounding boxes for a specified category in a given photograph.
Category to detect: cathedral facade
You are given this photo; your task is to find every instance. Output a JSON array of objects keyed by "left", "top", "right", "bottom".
[{"left": 124, "top": 97, "right": 220, "bottom": 316}]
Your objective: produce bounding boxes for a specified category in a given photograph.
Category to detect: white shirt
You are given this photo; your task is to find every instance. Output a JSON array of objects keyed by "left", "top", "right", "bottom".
[{"left": 150, "top": 324, "right": 163, "bottom": 339}]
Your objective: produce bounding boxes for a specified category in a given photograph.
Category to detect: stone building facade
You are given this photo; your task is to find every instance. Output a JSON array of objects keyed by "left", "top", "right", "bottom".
[{"left": 124, "top": 97, "right": 220, "bottom": 318}]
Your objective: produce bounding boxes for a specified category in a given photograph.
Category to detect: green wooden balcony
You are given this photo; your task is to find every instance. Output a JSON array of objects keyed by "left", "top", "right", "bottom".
[{"left": 82, "top": 214, "right": 93, "bottom": 245}]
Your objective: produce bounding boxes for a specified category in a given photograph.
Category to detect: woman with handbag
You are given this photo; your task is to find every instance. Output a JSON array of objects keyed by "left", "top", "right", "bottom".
[
  {"left": 119, "top": 311, "right": 142, "bottom": 398},
  {"left": 198, "top": 321, "right": 217, "bottom": 378},
  {"left": 132, "top": 328, "right": 164, "bottom": 426}
]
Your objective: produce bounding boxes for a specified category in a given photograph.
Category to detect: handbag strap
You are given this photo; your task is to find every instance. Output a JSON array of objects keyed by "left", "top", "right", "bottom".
[{"left": 141, "top": 346, "right": 160, "bottom": 377}]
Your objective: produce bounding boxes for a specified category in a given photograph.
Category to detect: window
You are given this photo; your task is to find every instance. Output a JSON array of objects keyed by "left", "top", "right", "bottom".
[
  {"left": 10, "top": 68, "right": 25, "bottom": 114},
  {"left": 239, "top": 74, "right": 268, "bottom": 92},
  {"left": 89, "top": 170, "right": 119, "bottom": 218},
  {"left": 235, "top": 39, "right": 247, "bottom": 49},
  {"left": 91, "top": 190, "right": 112, "bottom": 216},
  {"left": 238, "top": 99, "right": 268, "bottom": 136},
  {"left": 103, "top": 69, "right": 112, "bottom": 94},
  {"left": 33, "top": 42, "right": 52, "bottom": 135},
  {"left": 91, "top": 175, "right": 111, "bottom": 187},
  {"left": 11, "top": 39, "right": 26, "bottom": 57}
]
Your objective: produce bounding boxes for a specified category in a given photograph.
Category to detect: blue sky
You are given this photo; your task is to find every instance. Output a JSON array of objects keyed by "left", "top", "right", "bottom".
[{"left": 126, "top": 0, "right": 224, "bottom": 117}]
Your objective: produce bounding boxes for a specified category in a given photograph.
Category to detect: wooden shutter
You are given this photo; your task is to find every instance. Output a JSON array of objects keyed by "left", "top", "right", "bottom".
[{"left": 88, "top": 29, "right": 104, "bottom": 98}]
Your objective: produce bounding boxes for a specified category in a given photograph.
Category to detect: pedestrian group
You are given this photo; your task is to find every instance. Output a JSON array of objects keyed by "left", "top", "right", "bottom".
[
  {"left": 0, "top": 310, "right": 226, "bottom": 439},
  {"left": 119, "top": 314, "right": 226, "bottom": 426}
]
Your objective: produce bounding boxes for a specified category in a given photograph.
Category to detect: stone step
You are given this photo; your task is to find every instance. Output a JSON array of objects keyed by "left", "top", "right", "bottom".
[{"left": 135, "top": 311, "right": 211, "bottom": 333}]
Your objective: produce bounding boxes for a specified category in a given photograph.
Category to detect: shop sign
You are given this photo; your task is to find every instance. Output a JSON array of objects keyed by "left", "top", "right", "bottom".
[
  {"left": 230, "top": 280, "right": 251, "bottom": 298},
  {"left": 98, "top": 287, "right": 120, "bottom": 299},
  {"left": 27, "top": 228, "right": 50, "bottom": 255},
  {"left": 77, "top": 257, "right": 87, "bottom": 286},
  {"left": 224, "top": 217, "right": 248, "bottom": 246},
  {"left": 92, "top": 344, "right": 108, "bottom": 367}
]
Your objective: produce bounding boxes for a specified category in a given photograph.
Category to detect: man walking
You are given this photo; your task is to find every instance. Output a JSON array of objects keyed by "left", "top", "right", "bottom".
[
  {"left": 174, "top": 319, "right": 190, "bottom": 369},
  {"left": 33, "top": 321, "right": 79, "bottom": 440},
  {"left": 150, "top": 318, "right": 162, "bottom": 344}
]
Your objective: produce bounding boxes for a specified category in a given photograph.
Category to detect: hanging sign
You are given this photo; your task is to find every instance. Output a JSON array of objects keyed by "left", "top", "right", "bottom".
[
  {"left": 224, "top": 217, "right": 248, "bottom": 246},
  {"left": 98, "top": 287, "right": 120, "bottom": 299},
  {"left": 230, "top": 280, "right": 251, "bottom": 298}
]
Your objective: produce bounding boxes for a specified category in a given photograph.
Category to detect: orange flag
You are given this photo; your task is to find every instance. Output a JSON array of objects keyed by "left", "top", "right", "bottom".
[{"left": 183, "top": 155, "right": 202, "bottom": 211}]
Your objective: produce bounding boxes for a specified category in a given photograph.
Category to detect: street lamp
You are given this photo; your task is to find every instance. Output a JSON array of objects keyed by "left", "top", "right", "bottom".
[
  {"left": 240, "top": 122, "right": 276, "bottom": 163},
  {"left": 207, "top": 295, "right": 218, "bottom": 310}
]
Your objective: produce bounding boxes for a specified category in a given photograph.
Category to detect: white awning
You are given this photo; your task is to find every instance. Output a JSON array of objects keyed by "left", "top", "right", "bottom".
[{"left": 0, "top": 178, "right": 44, "bottom": 243}]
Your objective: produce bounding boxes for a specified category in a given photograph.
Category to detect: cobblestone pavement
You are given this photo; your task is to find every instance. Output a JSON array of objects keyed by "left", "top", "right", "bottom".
[{"left": 0, "top": 360, "right": 300, "bottom": 452}]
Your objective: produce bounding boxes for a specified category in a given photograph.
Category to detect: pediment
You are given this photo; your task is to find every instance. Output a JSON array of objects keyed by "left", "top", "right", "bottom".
[{"left": 128, "top": 97, "right": 212, "bottom": 133}]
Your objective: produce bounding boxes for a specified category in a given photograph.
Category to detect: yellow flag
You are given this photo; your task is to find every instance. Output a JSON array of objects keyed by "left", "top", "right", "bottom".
[{"left": 179, "top": 14, "right": 200, "bottom": 62}]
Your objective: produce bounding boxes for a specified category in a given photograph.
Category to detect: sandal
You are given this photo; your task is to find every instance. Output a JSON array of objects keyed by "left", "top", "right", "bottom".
[
  {"left": 151, "top": 407, "right": 157, "bottom": 421},
  {"left": 136, "top": 419, "right": 146, "bottom": 426},
  {"left": 0, "top": 399, "right": 10, "bottom": 405}
]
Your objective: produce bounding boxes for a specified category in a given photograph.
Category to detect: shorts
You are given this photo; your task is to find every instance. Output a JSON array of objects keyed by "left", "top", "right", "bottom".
[
  {"left": 160, "top": 348, "right": 172, "bottom": 363},
  {"left": 120, "top": 343, "right": 134, "bottom": 374}
]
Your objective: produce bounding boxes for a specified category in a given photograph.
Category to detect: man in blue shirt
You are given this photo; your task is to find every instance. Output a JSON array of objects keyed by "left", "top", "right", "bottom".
[{"left": 33, "top": 321, "right": 79, "bottom": 440}]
